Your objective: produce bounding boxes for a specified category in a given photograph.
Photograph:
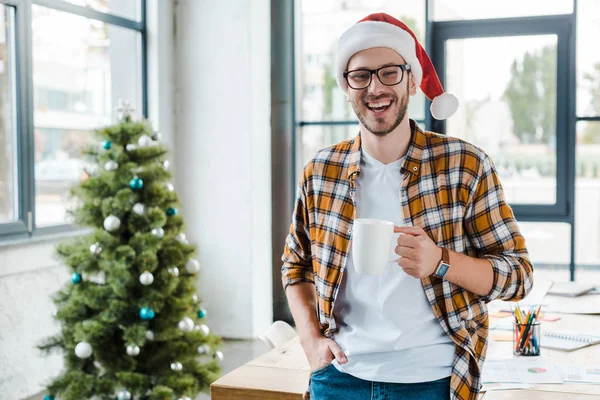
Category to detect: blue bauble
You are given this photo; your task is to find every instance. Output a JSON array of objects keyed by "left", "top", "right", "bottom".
[
  {"left": 129, "top": 177, "right": 144, "bottom": 191},
  {"left": 102, "top": 141, "right": 112, "bottom": 150},
  {"left": 71, "top": 272, "right": 82, "bottom": 284},
  {"left": 140, "top": 307, "right": 155, "bottom": 320},
  {"left": 44, "top": 395, "right": 55, "bottom": 400},
  {"left": 166, "top": 207, "right": 178, "bottom": 216},
  {"left": 197, "top": 309, "right": 207, "bottom": 319}
]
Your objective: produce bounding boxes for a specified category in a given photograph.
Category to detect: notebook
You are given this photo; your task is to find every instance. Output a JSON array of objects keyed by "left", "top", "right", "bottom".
[
  {"left": 547, "top": 282, "right": 597, "bottom": 297},
  {"left": 541, "top": 330, "right": 600, "bottom": 351}
]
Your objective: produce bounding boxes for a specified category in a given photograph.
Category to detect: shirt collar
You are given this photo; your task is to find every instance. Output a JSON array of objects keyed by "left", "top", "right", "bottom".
[{"left": 347, "top": 119, "right": 424, "bottom": 180}]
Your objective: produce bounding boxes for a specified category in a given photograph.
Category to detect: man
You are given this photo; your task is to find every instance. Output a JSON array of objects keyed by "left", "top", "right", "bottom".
[{"left": 281, "top": 13, "right": 533, "bottom": 400}]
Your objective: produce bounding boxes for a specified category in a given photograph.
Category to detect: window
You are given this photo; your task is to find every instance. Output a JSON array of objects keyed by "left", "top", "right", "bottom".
[{"left": 0, "top": 0, "right": 145, "bottom": 240}]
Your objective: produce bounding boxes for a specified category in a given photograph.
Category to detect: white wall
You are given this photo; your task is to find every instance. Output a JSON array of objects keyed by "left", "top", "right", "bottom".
[{"left": 173, "top": 0, "right": 273, "bottom": 339}]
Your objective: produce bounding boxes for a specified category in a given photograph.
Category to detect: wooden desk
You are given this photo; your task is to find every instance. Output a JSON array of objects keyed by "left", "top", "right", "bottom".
[{"left": 211, "top": 295, "right": 600, "bottom": 399}]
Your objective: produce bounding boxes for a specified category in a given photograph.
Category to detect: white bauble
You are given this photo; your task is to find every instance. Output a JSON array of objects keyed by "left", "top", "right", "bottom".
[
  {"left": 138, "top": 135, "right": 152, "bottom": 147},
  {"left": 178, "top": 397, "right": 191, "bottom": 400},
  {"left": 170, "top": 361, "right": 183, "bottom": 371},
  {"left": 197, "top": 343, "right": 210, "bottom": 355},
  {"left": 104, "top": 160, "right": 118, "bottom": 171},
  {"left": 185, "top": 259, "right": 200, "bottom": 274},
  {"left": 194, "top": 324, "right": 210, "bottom": 336},
  {"left": 75, "top": 341, "right": 93, "bottom": 358},
  {"left": 166, "top": 183, "right": 174, "bottom": 192},
  {"left": 214, "top": 350, "right": 224, "bottom": 363},
  {"left": 151, "top": 227, "right": 165, "bottom": 239},
  {"left": 90, "top": 242, "right": 103, "bottom": 255},
  {"left": 139, "top": 271, "right": 154, "bottom": 286},
  {"left": 117, "top": 390, "right": 132, "bottom": 400},
  {"left": 132, "top": 203, "right": 146, "bottom": 215},
  {"left": 145, "top": 330, "right": 155, "bottom": 341},
  {"left": 52, "top": 308, "right": 58, "bottom": 317},
  {"left": 175, "top": 232, "right": 188, "bottom": 244},
  {"left": 192, "top": 294, "right": 199, "bottom": 303},
  {"left": 151, "top": 131, "right": 163, "bottom": 142},
  {"left": 162, "top": 160, "right": 170, "bottom": 169},
  {"left": 126, "top": 144, "right": 137, "bottom": 151},
  {"left": 178, "top": 317, "right": 195, "bottom": 332},
  {"left": 126, "top": 344, "right": 140, "bottom": 356},
  {"left": 103, "top": 215, "right": 121, "bottom": 232},
  {"left": 168, "top": 267, "right": 180, "bottom": 277}
]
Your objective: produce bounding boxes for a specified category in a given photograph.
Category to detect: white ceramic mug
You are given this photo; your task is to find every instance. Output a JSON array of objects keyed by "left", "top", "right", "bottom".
[{"left": 351, "top": 218, "right": 400, "bottom": 275}]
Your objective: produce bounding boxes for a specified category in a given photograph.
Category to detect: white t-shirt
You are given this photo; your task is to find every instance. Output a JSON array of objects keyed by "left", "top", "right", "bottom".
[{"left": 332, "top": 148, "right": 455, "bottom": 383}]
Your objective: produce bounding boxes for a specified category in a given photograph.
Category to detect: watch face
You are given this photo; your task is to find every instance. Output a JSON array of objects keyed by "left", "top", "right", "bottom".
[{"left": 436, "top": 262, "right": 450, "bottom": 277}]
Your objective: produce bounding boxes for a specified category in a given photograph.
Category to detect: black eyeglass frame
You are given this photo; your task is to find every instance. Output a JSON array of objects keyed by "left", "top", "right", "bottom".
[{"left": 343, "top": 64, "right": 412, "bottom": 90}]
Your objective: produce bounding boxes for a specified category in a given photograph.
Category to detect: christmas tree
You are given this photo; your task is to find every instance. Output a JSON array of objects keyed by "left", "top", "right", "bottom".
[{"left": 38, "top": 102, "right": 221, "bottom": 400}]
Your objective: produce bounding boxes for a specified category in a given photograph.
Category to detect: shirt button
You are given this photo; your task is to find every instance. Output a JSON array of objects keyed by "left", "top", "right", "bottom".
[
  {"left": 412, "top": 166, "right": 418, "bottom": 172},
  {"left": 348, "top": 228, "right": 353, "bottom": 235}
]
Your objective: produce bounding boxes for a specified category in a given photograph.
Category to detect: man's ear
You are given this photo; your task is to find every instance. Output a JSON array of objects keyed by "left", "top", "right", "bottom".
[{"left": 409, "top": 73, "right": 418, "bottom": 96}]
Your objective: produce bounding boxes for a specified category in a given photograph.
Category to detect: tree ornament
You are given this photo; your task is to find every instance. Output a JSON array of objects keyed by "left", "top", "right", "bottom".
[
  {"left": 126, "top": 344, "right": 140, "bottom": 356},
  {"left": 103, "top": 215, "right": 121, "bottom": 232},
  {"left": 197, "top": 308, "right": 207, "bottom": 319},
  {"left": 197, "top": 343, "right": 210, "bottom": 355},
  {"left": 192, "top": 294, "right": 199, "bottom": 303},
  {"left": 117, "top": 390, "right": 132, "bottom": 400},
  {"left": 166, "top": 207, "right": 178, "bottom": 216},
  {"left": 74, "top": 341, "right": 93, "bottom": 358},
  {"left": 168, "top": 267, "right": 180, "bottom": 277},
  {"left": 71, "top": 272, "right": 82, "bottom": 284},
  {"left": 178, "top": 317, "right": 195, "bottom": 332},
  {"left": 140, "top": 307, "right": 155, "bottom": 320},
  {"left": 166, "top": 182, "right": 174, "bottom": 192},
  {"left": 52, "top": 308, "right": 58, "bottom": 317},
  {"left": 129, "top": 176, "right": 144, "bottom": 191},
  {"left": 170, "top": 361, "right": 183, "bottom": 371},
  {"left": 214, "top": 350, "right": 224, "bottom": 363},
  {"left": 132, "top": 203, "right": 146, "bottom": 215},
  {"left": 151, "top": 227, "right": 165, "bottom": 239},
  {"left": 195, "top": 324, "right": 210, "bottom": 336},
  {"left": 162, "top": 160, "right": 170, "bottom": 169},
  {"left": 126, "top": 143, "right": 137, "bottom": 151},
  {"left": 178, "top": 397, "right": 192, "bottom": 400},
  {"left": 104, "top": 160, "right": 118, "bottom": 171},
  {"left": 90, "top": 242, "right": 103, "bottom": 255},
  {"left": 151, "top": 131, "right": 163, "bottom": 141},
  {"left": 185, "top": 258, "right": 200, "bottom": 274},
  {"left": 101, "top": 141, "right": 112, "bottom": 150},
  {"left": 138, "top": 134, "right": 152, "bottom": 147},
  {"left": 117, "top": 99, "right": 135, "bottom": 120},
  {"left": 145, "top": 330, "right": 155, "bottom": 341},
  {"left": 43, "top": 395, "right": 55, "bottom": 400},
  {"left": 139, "top": 271, "right": 154, "bottom": 285},
  {"left": 176, "top": 232, "right": 189, "bottom": 244}
]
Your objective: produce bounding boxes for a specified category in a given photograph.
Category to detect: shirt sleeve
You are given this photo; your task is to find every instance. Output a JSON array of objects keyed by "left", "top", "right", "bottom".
[
  {"left": 281, "top": 173, "right": 314, "bottom": 291},
  {"left": 464, "top": 154, "right": 534, "bottom": 303}
]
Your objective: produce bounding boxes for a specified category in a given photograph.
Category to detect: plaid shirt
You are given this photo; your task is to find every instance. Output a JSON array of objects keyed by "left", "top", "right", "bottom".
[{"left": 281, "top": 120, "right": 534, "bottom": 400}]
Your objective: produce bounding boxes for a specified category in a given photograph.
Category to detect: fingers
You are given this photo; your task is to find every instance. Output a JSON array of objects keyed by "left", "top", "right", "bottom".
[
  {"left": 327, "top": 339, "right": 348, "bottom": 364},
  {"left": 397, "top": 233, "right": 418, "bottom": 247},
  {"left": 394, "top": 226, "right": 426, "bottom": 236}
]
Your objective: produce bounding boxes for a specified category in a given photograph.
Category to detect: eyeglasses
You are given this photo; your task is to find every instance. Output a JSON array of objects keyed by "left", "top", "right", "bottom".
[{"left": 343, "top": 64, "right": 411, "bottom": 90}]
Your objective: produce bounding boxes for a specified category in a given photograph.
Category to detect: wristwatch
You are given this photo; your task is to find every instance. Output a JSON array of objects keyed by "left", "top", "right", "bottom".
[{"left": 433, "top": 247, "right": 450, "bottom": 279}]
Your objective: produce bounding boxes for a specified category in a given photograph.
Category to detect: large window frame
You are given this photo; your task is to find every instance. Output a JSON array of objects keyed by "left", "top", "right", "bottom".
[{"left": 0, "top": 0, "right": 147, "bottom": 242}]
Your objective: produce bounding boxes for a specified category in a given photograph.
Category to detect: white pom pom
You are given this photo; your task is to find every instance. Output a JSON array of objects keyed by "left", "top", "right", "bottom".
[
  {"left": 103, "top": 215, "right": 121, "bottom": 232},
  {"left": 185, "top": 259, "right": 200, "bottom": 274},
  {"left": 178, "top": 317, "right": 195, "bottom": 332},
  {"left": 430, "top": 92, "right": 459, "bottom": 120},
  {"left": 75, "top": 341, "right": 93, "bottom": 358}
]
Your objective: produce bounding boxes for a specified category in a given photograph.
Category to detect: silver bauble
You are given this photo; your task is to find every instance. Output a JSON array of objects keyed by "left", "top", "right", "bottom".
[
  {"left": 126, "top": 344, "right": 140, "bottom": 356},
  {"left": 139, "top": 271, "right": 154, "bottom": 286},
  {"left": 145, "top": 330, "right": 155, "bottom": 341},
  {"left": 178, "top": 317, "right": 195, "bottom": 332},
  {"left": 104, "top": 160, "right": 118, "bottom": 171},
  {"left": 90, "top": 242, "right": 103, "bottom": 255},
  {"left": 168, "top": 267, "right": 180, "bottom": 277},
  {"left": 194, "top": 324, "right": 210, "bottom": 336},
  {"left": 151, "top": 227, "right": 165, "bottom": 239},
  {"left": 75, "top": 341, "right": 93, "bottom": 358},
  {"left": 166, "top": 183, "right": 174, "bottom": 192},
  {"left": 192, "top": 294, "right": 199, "bottom": 303},
  {"left": 170, "top": 361, "right": 183, "bottom": 371},
  {"left": 103, "top": 215, "right": 121, "bottom": 232},
  {"left": 178, "top": 397, "right": 192, "bottom": 400},
  {"left": 126, "top": 143, "right": 137, "bottom": 151},
  {"left": 138, "top": 134, "right": 152, "bottom": 147},
  {"left": 151, "top": 131, "right": 163, "bottom": 141},
  {"left": 214, "top": 350, "right": 224, "bottom": 363},
  {"left": 197, "top": 343, "right": 210, "bottom": 355},
  {"left": 117, "top": 390, "right": 132, "bottom": 400},
  {"left": 133, "top": 203, "right": 146, "bottom": 215},
  {"left": 176, "top": 232, "right": 188, "bottom": 244},
  {"left": 185, "top": 259, "right": 200, "bottom": 274},
  {"left": 162, "top": 160, "right": 170, "bottom": 169}
]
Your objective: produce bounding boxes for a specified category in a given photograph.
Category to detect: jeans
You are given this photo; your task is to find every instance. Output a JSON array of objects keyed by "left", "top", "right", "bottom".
[{"left": 309, "top": 364, "right": 451, "bottom": 400}]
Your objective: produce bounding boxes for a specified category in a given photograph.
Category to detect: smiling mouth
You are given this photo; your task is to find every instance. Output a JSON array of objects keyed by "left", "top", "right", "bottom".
[{"left": 365, "top": 99, "right": 393, "bottom": 113}]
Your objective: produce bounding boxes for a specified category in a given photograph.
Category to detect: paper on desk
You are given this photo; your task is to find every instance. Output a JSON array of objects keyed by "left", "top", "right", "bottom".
[
  {"left": 557, "top": 365, "right": 600, "bottom": 384},
  {"left": 481, "top": 382, "right": 532, "bottom": 391},
  {"left": 482, "top": 358, "right": 563, "bottom": 384}
]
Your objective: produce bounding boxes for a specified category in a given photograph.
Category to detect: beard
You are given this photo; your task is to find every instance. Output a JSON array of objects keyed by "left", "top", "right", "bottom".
[{"left": 350, "top": 85, "right": 409, "bottom": 137}]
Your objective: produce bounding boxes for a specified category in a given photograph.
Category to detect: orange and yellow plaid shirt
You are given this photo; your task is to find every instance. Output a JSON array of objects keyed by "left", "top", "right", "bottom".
[{"left": 281, "top": 120, "right": 534, "bottom": 400}]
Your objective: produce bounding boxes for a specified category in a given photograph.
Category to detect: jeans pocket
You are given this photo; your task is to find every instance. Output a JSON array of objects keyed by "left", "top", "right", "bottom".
[{"left": 310, "top": 363, "right": 334, "bottom": 377}]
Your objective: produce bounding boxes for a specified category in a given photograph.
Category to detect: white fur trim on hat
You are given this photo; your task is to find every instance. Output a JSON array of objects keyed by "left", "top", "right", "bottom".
[
  {"left": 430, "top": 93, "right": 459, "bottom": 120},
  {"left": 335, "top": 21, "right": 422, "bottom": 92}
]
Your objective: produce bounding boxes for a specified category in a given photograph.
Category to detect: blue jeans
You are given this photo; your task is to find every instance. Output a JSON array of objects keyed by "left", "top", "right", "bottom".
[{"left": 309, "top": 364, "right": 450, "bottom": 400}]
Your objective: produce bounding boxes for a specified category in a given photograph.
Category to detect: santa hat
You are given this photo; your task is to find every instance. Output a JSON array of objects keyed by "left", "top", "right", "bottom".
[{"left": 335, "top": 13, "right": 459, "bottom": 120}]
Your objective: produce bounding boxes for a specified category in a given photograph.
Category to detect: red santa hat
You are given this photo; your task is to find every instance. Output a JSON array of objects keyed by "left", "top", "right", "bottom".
[{"left": 335, "top": 13, "right": 459, "bottom": 120}]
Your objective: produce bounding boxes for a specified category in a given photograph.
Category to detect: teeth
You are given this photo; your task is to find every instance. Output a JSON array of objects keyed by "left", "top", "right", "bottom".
[{"left": 367, "top": 100, "right": 391, "bottom": 108}]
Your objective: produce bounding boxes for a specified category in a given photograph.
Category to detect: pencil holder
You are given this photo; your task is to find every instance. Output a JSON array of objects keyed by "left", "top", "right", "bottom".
[{"left": 513, "top": 321, "right": 541, "bottom": 356}]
